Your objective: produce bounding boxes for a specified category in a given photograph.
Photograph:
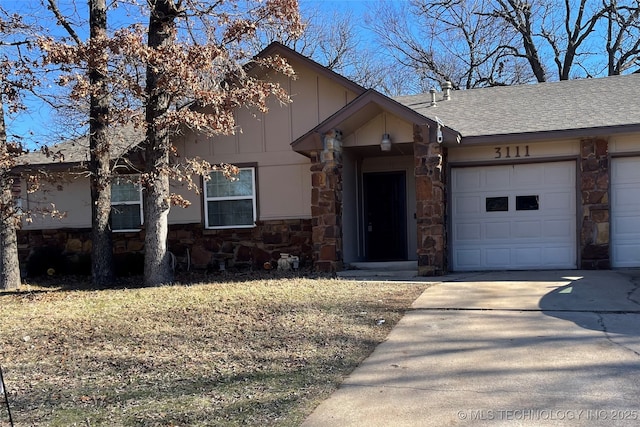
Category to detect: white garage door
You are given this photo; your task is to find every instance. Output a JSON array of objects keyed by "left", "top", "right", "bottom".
[
  {"left": 611, "top": 157, "right": 640, "bottom": 267},
  {"left": 451, "top": 162, "right": 577, "bottom": 271}
]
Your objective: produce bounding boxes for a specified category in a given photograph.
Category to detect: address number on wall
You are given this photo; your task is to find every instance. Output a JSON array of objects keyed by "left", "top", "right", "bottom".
[{"left": 494, "top": 146, "right": 530, "bottom": 159}]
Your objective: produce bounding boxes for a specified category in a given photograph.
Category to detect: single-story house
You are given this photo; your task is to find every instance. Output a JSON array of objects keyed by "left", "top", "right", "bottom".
[{"left": 15, "top": 42, "right": 640, "bottom": 275}]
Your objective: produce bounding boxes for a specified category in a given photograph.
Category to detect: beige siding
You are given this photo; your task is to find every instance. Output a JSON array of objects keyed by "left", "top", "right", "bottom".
[
  {"left": 343, "top": 113, "right": 415, "bottom": 148},
  {"left": 171, "top": 59, "right": 358, "bottom": 223},
  {"left": 448, "top": 139, "right": 580, "bottom": 163},
  {"left": 22, "top": 175, "right": 92, "bottom": 229},
  {"left": 290, "top": 67, "right": 321, "bottom": 140},
  {"left": 610, "top": 133, "right": 640, "bottom": 154},
  {"left": 26, "top": 56, "right": 358, "bottom": 231},
  {"left": 258, "top": 164, "right": 311, "bottom": 220}
]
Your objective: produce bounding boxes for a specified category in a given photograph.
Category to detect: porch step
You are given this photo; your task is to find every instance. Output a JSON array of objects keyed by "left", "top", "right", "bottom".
[{"left": 338, "top": 261, "right": 418, "bottom": 279}]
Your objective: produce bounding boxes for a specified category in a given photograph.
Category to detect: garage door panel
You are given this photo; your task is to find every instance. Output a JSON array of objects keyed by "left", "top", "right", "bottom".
[
  {"left": 512, "top": 221, "right": 541, "bottom": 238},
  {"left": 454, "top": 169, "right": 482, "bottom": 191},
  {"left": 543, "top": 219, "right": 573, "bottom": 238},
  {"left": 485, "top": 248, "right": 511, "bottom": 266},
  {"left": 543, "top": 192, "right": 573, "bottom": 211},
  {"left": 612, "top": 244, "right": 640, "bottom": 267},
  {"left": 455, "top": 249, "right": 481, "bottom": 268},
  {"left": 455, "top": 223, "right": 481, "bottom": 240},
  {"left": 543, "top": 246, "right": 575, "bottom": 265},
  {"left": 454, "top": 195, "right": 481, "bottom": 215},
  {"left": 612, "top": 157, "right": 640, "bottom": 268},
  {"left": 452, "top": 162, "right": 576, "bottom": 271},
  {"left": 513, "top": 165, "right": 543, "bottom": 187},
  {"left": 612, "top": 186, "right": 640, "bottom": 211},
  {"left": 485, "top": 222, "right": 511, "bottom": 239},
  {"left": 613, "top": 158, "right": 640, "bottom": 181},
  {"left": 543, "top": 163, "right": 574, "bottom": 185},
  {"left": 486, "top": 168, "right": 511, "bottom": 188},
  {"left": 514, "top": 247, "right": 543, "bottom": 266},
  {"left": 613, "top": 216, "right": 640, "bottom": 235}
]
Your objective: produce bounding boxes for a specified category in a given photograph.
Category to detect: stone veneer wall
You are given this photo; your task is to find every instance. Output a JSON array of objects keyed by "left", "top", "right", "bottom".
[
  {"left": 17, "top": 219, "right": 313, "bottom": 276},
  {"left": 414, "top": 125, "right": 446, "bottom": 276},
  {"left": 580, "top": 138, "right": 610, "bottom": 269},
  {"left": 310, "top": 155, "right": 343, "bottom": 273}
]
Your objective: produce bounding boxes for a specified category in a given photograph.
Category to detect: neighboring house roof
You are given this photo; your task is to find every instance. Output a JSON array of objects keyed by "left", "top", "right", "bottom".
[
  {"left": 396, "top": 72, "right": 640, "bottom": 144},
  {"left": 17, "top": 126, "right": 144, "bottom": 169}
]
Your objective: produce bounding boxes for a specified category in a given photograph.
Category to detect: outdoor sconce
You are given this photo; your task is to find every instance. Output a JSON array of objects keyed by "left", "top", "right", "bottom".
[{"left": 381, "top": 133, "right": 392, "bottom": 151}]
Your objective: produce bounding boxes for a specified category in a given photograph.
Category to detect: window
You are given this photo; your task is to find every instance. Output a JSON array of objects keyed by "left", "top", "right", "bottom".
[
  {"left": 516, "top": 195, "right": 539, "bottom": 211},
  {"left": 486, "top": 196, "right": 508, "bottom": 212},
  {"left": 204, "top": 167, "right": 256, "bottom": 229},
  {"left": 111, "top": 176, "right": 143, "bottom": 231}
]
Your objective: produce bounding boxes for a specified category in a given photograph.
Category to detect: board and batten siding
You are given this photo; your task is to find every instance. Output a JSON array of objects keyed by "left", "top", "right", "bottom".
[{"left": 23, "top": 58, "right": 359, "bottom": 230}]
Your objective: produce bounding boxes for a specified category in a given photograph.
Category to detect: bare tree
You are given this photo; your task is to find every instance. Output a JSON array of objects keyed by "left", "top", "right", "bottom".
[
  {"left": 604, "top": 0, "right": 640, "bottom": 75},
  {"left": 371, "top": 0, "right": 640, "bottom": 91},
  {"left": 251, "top": 7, "right": 379, "bottom": 90},
  {"left": 43, "top": 0, "right": 115, "bottom": 286},
  {"left": 87, "top": 0, "right": 114, "bottom": 285},
  {"left": 0, "top": 8, "right": 38, "bottom": 289},
  {"left": 367, "top": 0, "right": 534, "bottom": 91},
  {"left": 139, "top": 0, "right": 303, "bottom": 285}
]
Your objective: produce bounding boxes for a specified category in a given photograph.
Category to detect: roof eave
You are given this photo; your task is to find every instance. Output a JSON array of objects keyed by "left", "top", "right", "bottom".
[{"left": 458, "top": 123, "right": 640, "bottom": 145}]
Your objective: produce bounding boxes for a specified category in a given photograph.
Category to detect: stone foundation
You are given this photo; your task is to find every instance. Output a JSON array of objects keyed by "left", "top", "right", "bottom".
[{"left": 17, "top": 218, "right": 313, "bottom": 276}]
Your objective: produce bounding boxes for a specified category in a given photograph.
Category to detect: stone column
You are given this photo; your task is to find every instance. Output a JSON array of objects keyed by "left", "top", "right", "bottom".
[
  {"left": 311, "top": 130, "right": 343, "bottom": 272},
  {"left": 414, "top": 125, "right": 446, "bottom": 276},
  {"left": 580, "top": 138, "right": 610, "bottom": 269}
]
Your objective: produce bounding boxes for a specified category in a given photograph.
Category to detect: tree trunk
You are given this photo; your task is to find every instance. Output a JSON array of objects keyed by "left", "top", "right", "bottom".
[
  {"left": 0, "top": 99, "right": 21, "bottom": 290},
  {"left": 143, "top": 0, "right": 178, "bottom": 286},
  {"left": 89, "top": 0, "right": 114, "bottom": 286}
]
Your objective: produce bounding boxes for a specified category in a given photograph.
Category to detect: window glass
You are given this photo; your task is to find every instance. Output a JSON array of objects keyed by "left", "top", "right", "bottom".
[
  {"left": 204, "top": 168, "right": 256, "bottom": 229},
  {"left": 486, "top": 196, "right": 508, "bottom": 212},
  {"left": 516, "top": 195, "right": 539, "bottom": 211},
  {"left": 112, "top": 180, "right": 140, "bottom": 203},
  {"left": 111, "top": 176, "right": 142, "bottom": 231},
  {"left": 111, "top": 204, "right": 142, "bottom": 230}
]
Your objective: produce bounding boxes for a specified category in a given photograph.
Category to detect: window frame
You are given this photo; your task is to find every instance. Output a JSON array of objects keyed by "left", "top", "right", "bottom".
[
  {"left": 110, "top": 175, "right": 143, "bottom": 233},
  {"left": 203, "top": 166, "right": 257, "bottom": 230}
]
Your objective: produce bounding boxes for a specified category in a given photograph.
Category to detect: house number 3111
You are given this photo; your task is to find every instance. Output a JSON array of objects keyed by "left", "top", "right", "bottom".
[{"left": 494, "top": 146, "right": 530, "bottom": 159}]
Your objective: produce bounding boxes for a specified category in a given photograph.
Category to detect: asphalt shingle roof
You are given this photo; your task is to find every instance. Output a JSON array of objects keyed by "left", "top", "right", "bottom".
[
  {"left": 395, "top": 72, "right": 640, "bottom": 138},
  {"left": 19, "top": 126, "right": 143, "bottom": 167}
]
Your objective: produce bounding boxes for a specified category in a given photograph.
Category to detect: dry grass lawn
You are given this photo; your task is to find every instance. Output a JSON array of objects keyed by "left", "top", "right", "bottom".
[{"left": 0, "top": 275, "right": 428, "bottom": 426}]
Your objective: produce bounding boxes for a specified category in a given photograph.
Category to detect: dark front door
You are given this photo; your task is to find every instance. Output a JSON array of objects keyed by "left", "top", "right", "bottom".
[{"left": 363, "top": 172, "right": 407, "bottom": 261}]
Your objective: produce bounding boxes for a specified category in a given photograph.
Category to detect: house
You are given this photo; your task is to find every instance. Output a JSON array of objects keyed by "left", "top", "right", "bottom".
[{"left": 15, "top": 42, "right": 640, "bottom": 276}]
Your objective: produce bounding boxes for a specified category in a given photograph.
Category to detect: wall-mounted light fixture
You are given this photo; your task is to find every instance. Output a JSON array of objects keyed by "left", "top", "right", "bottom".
[{"left": 381, "top": 133, "right": 392, "bottom": 151}]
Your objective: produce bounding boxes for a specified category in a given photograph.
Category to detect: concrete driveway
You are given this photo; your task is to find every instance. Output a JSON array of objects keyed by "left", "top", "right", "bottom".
[{"left": 302, "top": 270, "right": 640, "bottom": 426}]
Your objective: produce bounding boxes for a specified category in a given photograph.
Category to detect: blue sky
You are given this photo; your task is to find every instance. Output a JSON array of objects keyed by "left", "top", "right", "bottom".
[{"left": 4, "top": 0, "right": 389, "bottom": 149}]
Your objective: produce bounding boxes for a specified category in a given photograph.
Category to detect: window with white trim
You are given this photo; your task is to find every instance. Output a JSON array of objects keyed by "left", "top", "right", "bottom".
[
  {"left": 111, "top": 176, "right": 143, "bottom": 232},
  {"left": 204, "top": 167, "right": 256, "bottom": 229}
]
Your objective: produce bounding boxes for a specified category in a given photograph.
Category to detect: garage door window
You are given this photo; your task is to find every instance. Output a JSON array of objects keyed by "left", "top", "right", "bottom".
[
  {"left": 486, "top": 196, "right": 508, "bottom": 212},
  {"left": 516, "top": 195, "right": 539, "bottom": 211}
]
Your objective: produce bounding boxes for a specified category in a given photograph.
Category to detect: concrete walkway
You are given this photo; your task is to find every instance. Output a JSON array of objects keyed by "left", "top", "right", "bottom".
[{"left": 302, "top": 270, "right": 640, "bottom": 426}]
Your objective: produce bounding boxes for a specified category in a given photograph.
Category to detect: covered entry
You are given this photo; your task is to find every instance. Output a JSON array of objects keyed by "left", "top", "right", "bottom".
[{"left": 451, "top": 161, "right": 577, "bottom": 271}]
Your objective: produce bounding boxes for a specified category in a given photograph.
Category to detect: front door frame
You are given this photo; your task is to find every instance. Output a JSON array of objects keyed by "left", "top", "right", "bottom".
[{"left": 362, "top": 171, "right": 408, "bottom": 261}]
